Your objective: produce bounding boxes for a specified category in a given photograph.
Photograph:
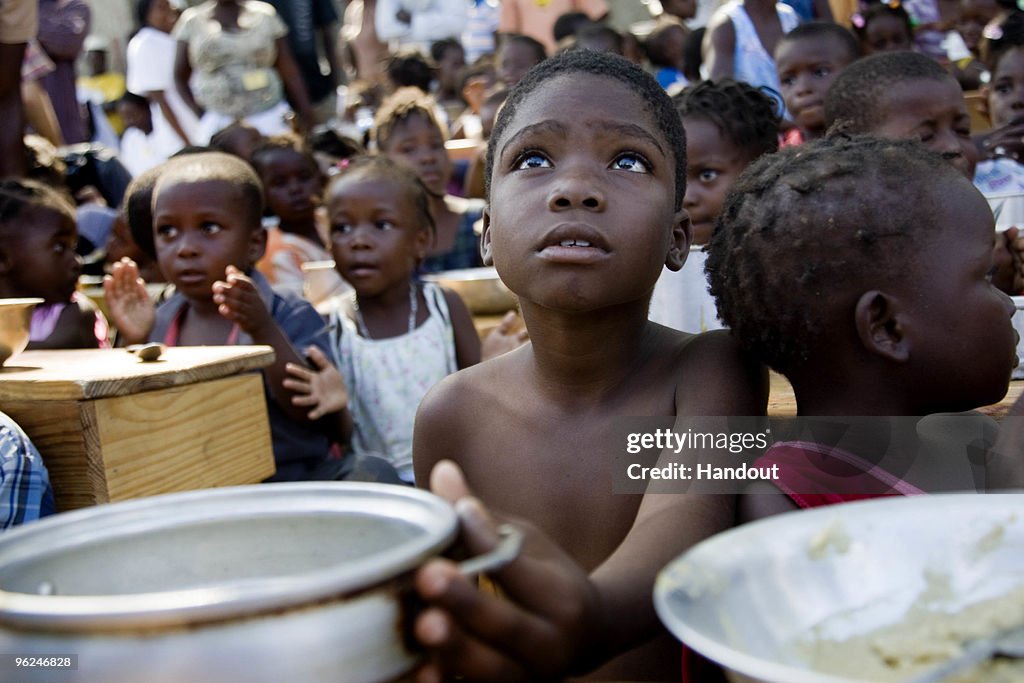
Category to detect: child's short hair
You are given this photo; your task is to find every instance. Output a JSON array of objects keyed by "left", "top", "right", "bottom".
[
  {"left": 553, "top": 12, "right": 591, "bottom": 43},
  {"left": 328, "top": 155, "right": 436, "bottom": 238},
  {"left": 153, "top": 152, "right": 265, "bottom": 229},
  {"left": 778, "top": 20, "right": 862, "bottom": 63},
  {"left": 674, "top": 79, "right": 780, "bottom": 160},
  {"left": 706, "top": 134, "right": 962, "bottom": 375},
  {"left": 0, "top": 178, "right": 75, "bottom": 236},
  {"left": 851, "top": 2, "right": 913, "bottom": 43},
  {"left": 824, "top": 51, "right": 951, "bottom": 133},
  {"left": 386, "top": 48, "right": 435, "bottom": 93},
  {"left": 982, "top": 10, "right": 1024, "bottom": 71},
  {"left": 250, "top": 132, "right": 316, "bottom": 173},
  {"left": 122, "top": 163, "right": 163, "bottom": 260},
  {"left": 499, "top": 33, "right": 548, "bottom": 63},
  {"left": 373, "top": 87, "right": 447, "bottom": 151},
  {"left": 487, "top": 50, "right": 687, "bottom": 209},
  {"left": 430, "top": 37, "right": 463, "bottom": 64},
  {"left": 575, "top": 24, "right": 624, "bottom": 54},
  {"left": 308, "top": 127, "right": 365, "bottom": 160}
]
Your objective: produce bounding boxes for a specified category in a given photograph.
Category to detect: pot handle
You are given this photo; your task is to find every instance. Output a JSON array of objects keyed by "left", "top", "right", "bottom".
[{"left": 456, "top": 524, "right": 523, "bottom": 577}]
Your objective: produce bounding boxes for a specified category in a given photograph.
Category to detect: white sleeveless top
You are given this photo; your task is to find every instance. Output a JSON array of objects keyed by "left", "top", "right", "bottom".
[
  {"left": 721, "top": 0, "right": 798, "bottom": 115},
  {"left": 329, "top": 282, "right": 458, "bottom": 483}
]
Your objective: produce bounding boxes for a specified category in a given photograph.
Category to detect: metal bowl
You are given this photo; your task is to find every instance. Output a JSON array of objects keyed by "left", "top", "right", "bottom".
[
  {"left": 0, "top": 298, "right": 43, "bottom": 366},
  {"left": 422, "top": 267, "right": 518, "bottom": 315},
  {"left": 655, "top": 494, "right": 1024, "bottom": 683}
]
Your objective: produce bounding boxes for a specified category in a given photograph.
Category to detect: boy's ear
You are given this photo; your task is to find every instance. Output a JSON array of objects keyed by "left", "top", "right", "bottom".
[
  {"left": 480, "top": 206, "right": 494, "bottom": 266},
  {"left": 854, "top": 290, "right": 910, "bottom": 363},
  {"left": 248, "top": 226, "right": 268, "bottom": 265},
  {"left": 664, "top": 208, "right": 692, "bottom": 272}
]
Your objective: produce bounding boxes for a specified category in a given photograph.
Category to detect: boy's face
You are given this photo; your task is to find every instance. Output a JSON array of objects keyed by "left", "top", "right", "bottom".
[
  {"left": 986, "top": 47, "right": 1024, "bottom": 129},
  {"left": 898, "top": 179, "right": 1016, "bottom": 412},
  {"left": 153, "top": 179, "right": 265, "bottom": 301},
  {"left": 118, "top": 101, "right": 153, "bottom": 135},
  {"left": 0, "top": 207, "right": 80, "bottom": 303},
  {"left": 870, "top": 78, "right": 976, "bottom": 178},
  {"left": 383, "top": 113, "right": 451, "bottom": 197},
  {"left": 499, "top": 43, "right": 541, "bottom": 88},
  {"left": 862, "top": 15, "right": 912, "bottom": 54},
  {"left": 777, "top": 36, "right": 853, "bottom": 135},
  {"left": 484, "top": 73, "right": 688, "bottom": 311},
  {"left": 437, "top": 45, "right": 466, "bottom": 92},
  {"left": 957, "top": 0, "right": 997, "bottom": 53},
  {"left": 683, "top": 117, "right": 748, "bottom": 246},
  {"left": 257, "top": 149, "right": 321, "bottom": 224}
]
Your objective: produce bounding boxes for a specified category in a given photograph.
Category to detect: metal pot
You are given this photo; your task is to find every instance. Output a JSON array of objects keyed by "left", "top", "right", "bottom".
[{"left": 0, "top": 483, "right": 519, "bottom": 682}]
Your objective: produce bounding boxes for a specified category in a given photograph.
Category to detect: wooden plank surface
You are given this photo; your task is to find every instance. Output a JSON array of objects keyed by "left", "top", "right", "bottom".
[
  {"left": 96, "top": 374, "right": 275, "bottom": 505},
  {"left": 0, "top": 346, "right": 275, "bottom": 401}
]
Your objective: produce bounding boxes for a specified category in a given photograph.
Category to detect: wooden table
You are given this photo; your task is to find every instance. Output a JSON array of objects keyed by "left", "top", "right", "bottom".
[
  {"left": 0, "top": 346, "right": 277, "bottom": 511},
  {"left": 767, "top": 372, "right": 1024, "bottom": 418}
]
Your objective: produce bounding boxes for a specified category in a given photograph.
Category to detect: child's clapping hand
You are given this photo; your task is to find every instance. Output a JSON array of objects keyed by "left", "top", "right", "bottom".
[
  {"left": 213, "top": 265, "right": 272, "bottom": 336},
  {"left": 103, "top": 257, "right": 156, "bottom": 346},
  {"left": 413, "top": 461, "right": 601, "bottom": 683},
  {"left": 284, "top": 346, "right": 349, "bottom": 420}
]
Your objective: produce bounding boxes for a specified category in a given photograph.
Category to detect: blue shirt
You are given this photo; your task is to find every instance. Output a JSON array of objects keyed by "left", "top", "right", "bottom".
[{"left": 0, "top": 412, "right": 56, "bottom": 529}]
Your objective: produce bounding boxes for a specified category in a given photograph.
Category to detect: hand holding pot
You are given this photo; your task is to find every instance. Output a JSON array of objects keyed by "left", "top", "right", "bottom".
[{"left": 413, "top": 461, "right": 602, "bottom": 682}]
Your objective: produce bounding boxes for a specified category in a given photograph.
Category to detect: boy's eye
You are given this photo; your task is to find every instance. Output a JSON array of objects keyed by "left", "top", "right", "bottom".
[
  {"left": 780, "top": 74, "right": 795, "bottom": 86},
  {"left": 814, "top": 66, "right": 831, "bottom": 78},
  {"left": 611, "top": 153, "right": 650, "bottom": 173},
  {"left": 514, "top": 151, "right": 552, "bottom": 170},
  {"left": 156, "top": 225, "right": 178, "bottom": 238},
  {"left": 331, "top": 222, "right": 354, "bottom": 235},
  {"left": 377, "top": 220, "right": 396, "bottom": 230},
  {"left": 698, "top": 169, "right": 719, "bottom": 182},
  {"left": 201, "top": 222, "right": 223, "bottom": 234}
]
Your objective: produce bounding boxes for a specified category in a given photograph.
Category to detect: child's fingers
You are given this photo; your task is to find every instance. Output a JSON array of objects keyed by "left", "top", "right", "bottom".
[
  {"left": 414, "top": 605, "right": 533, "bottom": 682},
  {"left": 282, "top": 378, "right": 312, "bottom": 394},
  {"left": 284, "top": 362, "right": 316, "bottom": 381},
  {"left": 429, "top": 459, "right": 475, "bottom": 504},
  {"left": 289, "top": 392, "right": 318, "bottom": 407},
  {"left": 305, "top": 346, "right": 333, "bottom": 370}
]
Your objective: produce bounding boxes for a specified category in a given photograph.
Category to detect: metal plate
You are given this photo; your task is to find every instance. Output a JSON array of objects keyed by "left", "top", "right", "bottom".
[
  {"left": 654, "top": 493, "right": 1024, "bottom": 683},
  {"left": 0, "top": 483, "right": 456, "bottom": 630}
]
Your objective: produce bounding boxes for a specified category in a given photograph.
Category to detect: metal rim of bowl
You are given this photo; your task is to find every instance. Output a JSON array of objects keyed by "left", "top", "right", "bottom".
[
  {"left": 653, "top": 493, "right": 1024, "bottom": 683},
  {"left": 0, "top": 482, "right": 457, "bottom": 632}
]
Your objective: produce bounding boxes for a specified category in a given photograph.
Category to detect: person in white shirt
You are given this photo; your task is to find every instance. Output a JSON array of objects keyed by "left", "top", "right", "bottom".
[
  {"left": 375, "top": 0, "right": 468, "bottom": 53},
  {"left": 126, "top": 0, "right": 197, "bottom": 163}
]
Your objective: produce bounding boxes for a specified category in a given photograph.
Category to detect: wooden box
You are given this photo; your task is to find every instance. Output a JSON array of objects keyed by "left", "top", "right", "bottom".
[{"left": 0, "top": 346, "right": 277, "bottom": 511}]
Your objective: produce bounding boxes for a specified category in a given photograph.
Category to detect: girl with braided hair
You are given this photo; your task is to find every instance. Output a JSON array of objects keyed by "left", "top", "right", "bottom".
[
  {"left": 649, "top": 79, "right": 779, "bottom": 333},
  {"left": 0, "top": 179, "right": 109, "bottom": 349},
  {"left": 706, "top": 134, "right": 1019, "bottom": 520}
]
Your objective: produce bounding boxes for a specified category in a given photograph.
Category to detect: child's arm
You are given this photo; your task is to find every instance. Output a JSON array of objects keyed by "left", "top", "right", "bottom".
[
  {"left": 703, "top": 12, "right": 736, "bottom": 82},
  {"left": 441, "top": 288, "right": 482, "bottom": 369},
  {"left": 102, "top": 257, "right": 156, "bottom": 345},
  {"left": 213, "top": 266, "right": 320, "bottom": 424},
  {"left": 283, "top": 346, "right": 354, "bottom": 445},
  {"left": 410, "top": 331, "right": 766, "bottom": 680}
]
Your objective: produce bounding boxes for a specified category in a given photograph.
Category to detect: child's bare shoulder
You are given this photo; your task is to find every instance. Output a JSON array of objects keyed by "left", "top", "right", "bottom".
[{"left": 661, "top": 327, "right": 769, "bottom": 414}]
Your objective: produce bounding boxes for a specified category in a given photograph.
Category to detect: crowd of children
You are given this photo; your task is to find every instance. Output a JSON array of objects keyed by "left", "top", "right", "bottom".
[{"left": 5, "top": 0, "right": 1024, "bottom": 680}]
